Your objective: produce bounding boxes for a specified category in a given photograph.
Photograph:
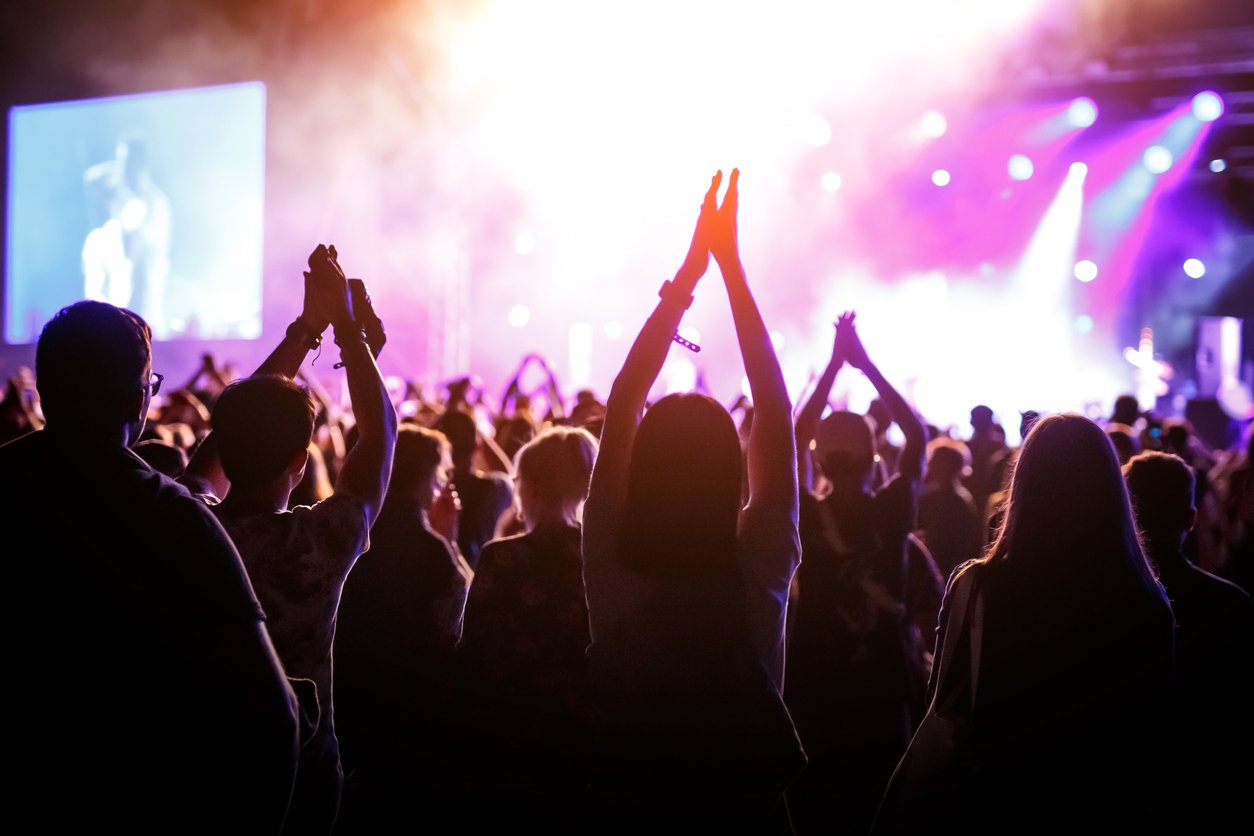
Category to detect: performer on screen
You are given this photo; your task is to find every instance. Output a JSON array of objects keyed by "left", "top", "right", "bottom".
[{"left": 82, "top": 133, "right": 172, "bottom": 337}]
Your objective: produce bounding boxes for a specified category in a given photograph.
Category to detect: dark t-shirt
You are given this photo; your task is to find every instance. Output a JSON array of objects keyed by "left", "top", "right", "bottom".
[
  {"left": 0, "top": 428, "right": 268, "bottom": 830},
  {"left": 334, "top": 507, "right": 469, "bottom": 777},
  {"left": 451, "top": 469, "right": 513, "bottom": 571}
]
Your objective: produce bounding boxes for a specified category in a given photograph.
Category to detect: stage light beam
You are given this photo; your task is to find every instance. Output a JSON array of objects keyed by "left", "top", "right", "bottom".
[{"left": 1183, "top": 258, "right": 1205, "bottom": 279}]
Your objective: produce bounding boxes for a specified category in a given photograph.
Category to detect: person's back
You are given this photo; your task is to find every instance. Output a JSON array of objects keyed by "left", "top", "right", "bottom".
[
  {"left": 0, "top": 301, "right": 299, "bottom": 833},
  {"left": 334, "top": 426, "right": 470, "bottom": 831},
  {"left": 917, "top": 439, "right": 983, "bottom": 578},
  {"left": 1124, "top": 451, "right": 1253, "bottom": 827},
  {"left": 879, "top": 414, "right": 1176, "bottom": 834},
  {"left": 183, "top": 245, "right": 396, "bottom": 835},
  {"left": 581, "top": 172, "right": 805, "bottom": 832},
  {"left": 459, "top": 427, "right": 600, "bottom": 828},
  {"left": 435, "top": 408, "right": 513, "bottom": 570}
]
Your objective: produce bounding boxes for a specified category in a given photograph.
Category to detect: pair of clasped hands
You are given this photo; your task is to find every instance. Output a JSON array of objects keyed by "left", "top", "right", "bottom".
[
  {"left": 303, "top": 243, "right": 386, "bottom": 359},
  {"left": 675, "top": 168, "right": 744, "bottom": 290}
]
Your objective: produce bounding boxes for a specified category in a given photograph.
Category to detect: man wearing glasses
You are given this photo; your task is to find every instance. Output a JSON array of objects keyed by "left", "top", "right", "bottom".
[{"left": 0, "top": 300, "right": 301, "bottom": 833}]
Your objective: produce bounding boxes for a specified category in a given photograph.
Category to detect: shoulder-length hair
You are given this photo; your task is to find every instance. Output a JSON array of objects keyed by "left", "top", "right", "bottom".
[{"left": 969, "top": 413, "right": 1160, "bottom": 598}]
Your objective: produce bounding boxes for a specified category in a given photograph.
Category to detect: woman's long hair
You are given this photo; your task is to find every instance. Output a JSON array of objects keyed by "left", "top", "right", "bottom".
[
  {"left": 619, "top": 393, "right": 743, "bottom": 588},
  {"left": 969, "top": 413, "right": 1161, "bottom": 599}
]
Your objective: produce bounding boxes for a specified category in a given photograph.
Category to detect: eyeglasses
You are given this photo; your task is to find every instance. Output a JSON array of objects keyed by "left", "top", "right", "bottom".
[{"left": 144, "top": 372, "right": 165, "bottom": 396}]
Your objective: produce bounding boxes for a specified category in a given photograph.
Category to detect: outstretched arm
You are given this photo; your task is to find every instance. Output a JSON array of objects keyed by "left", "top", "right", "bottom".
[
  {"left": 312, "top": 246, "right": 397, "bottom": 529},
  {"left": 794, "top": 322, "right": 844, "bottom": 493},
  {"left": 182, "top": 250, "right": 333, "bottom": 499},
  {"left": 584, "top": 172, "right": 720, "bottom": 641},
  {"left": 839, "top": 312, "right": 926, "bottom": 482},
  {"left": 709, "top": 169, "right": 797, "bottom": 517}
]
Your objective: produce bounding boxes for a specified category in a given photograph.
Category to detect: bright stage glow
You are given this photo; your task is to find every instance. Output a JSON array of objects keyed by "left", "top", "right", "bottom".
[
  {"left": 1210, "top": 159, "right": 1227, "bottom": 173},
  {"left": 397, "top": 0, "right": 1110, "bottom": 410},
  {"left": 1143, "top": 145, "right": 1173, "bottom": 174},
  {"left": 1069, "top": 161, "right": 1088, "bottom": 178},
  {"left": 1191, "top": 91, "right": 1224, "bottom": 122},
  {"left": 1074, "top": 260, "right": 1098, "bottom": 282},
  {"left": 920, "top": 110, "right": 948, "bottom": 139},
  {"left": 514, "top": 231, "right": 536, "bottom": 255},
  {"left": 507, "top": 304, "right": 530, "bottom": 328},
  {"left": 1067, "top": 97, "right": 1098, "bottom": 128},
  {"left": 1074, "top": 314, "right": 1094, "bottom": 334},
  {"left": 803, "top": 116, "right": 832, "bottom": 147},
  {"left": 1183, "top": 258, "right": 1205, "bottom": 279},
  {"left": 1008, "top": 154, "right": 1034, "bottom": 180}
]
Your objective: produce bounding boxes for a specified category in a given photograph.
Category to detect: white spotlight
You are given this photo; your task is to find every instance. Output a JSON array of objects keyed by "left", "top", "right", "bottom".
[
  {"left": 604, "top": 320, "right": 623, "bottom": 340},
  {"left": 1143, "top": 146, "right": 1173, "bottom": 174},
  {"left": 514, "top": 231, "right": 536, "bottom": 255},
  {"left": 1183, "top": 258, "right": 1206, "bottom": 279},
  {"left": 1008, "top": 154, "right": 1034, "bottom": 181},
  {"left": 1074, "top": 260, "right": 1098, "bottom": 282},
  {"left": 802, "top": 115, "right": 832, "bottom": 147},
  {"left": 1067, "top": 97, "right": 1098, "bottom": 128},
  {"left": 931, "top": 169, "right": 951, "bottom": 187},
  {"left": 821, "top": 171, "right": 843, "bottom": 192},
  {"left": 508, "top": 304, "right": 530, "bottom": 328},
  {"left": 1209, "top": 159, "right": 1227, "bottom": 173},
  {"left": 920, "top": 110, "right": 948, "bottom": 139},
  {"left": 1191, "top": 91, "right": 1224, "bottom": 122}
]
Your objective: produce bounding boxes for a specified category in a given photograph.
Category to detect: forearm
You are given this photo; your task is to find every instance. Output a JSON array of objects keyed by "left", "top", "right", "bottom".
[
  {"left": 333, "top": 324, "right": 397, "bottom": 518},
  {"left": 607, "top": 274, "right": 695, "bottom": 415},
  {"left": 720, "top": 262, "right": 796, "bottom": 509},
  {"left": 863, "top": 362, "right": 925, "bottom": 473},
  {"left": 255, "top": 317, "right": 324, "bottom": 379},
  {"left": 796, "top": 357, "right": 840, "bottom": 445}
]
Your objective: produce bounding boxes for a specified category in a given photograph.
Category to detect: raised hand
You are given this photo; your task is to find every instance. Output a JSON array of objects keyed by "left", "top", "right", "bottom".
[
  {"left": 709, "top": 167, "right": 741, "bottom": 270},
  {"left": 305, "top": 243, "right": 353, "bottom": 327},
  {"left": 836, "top": 311, "right": 872, "bottom": 372},
  {"left": 676, "top": 171, "right": 723, "bottom": 284},
  {"left": 348, "top": 278, "right": 386, "bottom": 359}
]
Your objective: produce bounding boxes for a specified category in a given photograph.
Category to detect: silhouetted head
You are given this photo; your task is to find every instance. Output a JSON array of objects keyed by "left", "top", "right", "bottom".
[
  {"left": 212, "top": 375, "right": 316, "bottom": 490},
  {"left": 926, "top": 438, "right": 971, "bottom": 485},
  {"left": 496, "top": 413, "right": 537, "bottom": 463},
  {"left": 388, "top": 425, "right": 451, "bottom": 512},
  {"left": 814, "top": 410, "right": 876, "bottom": 491},
  {"left": 514, "top": 426, "right": 598, "bottom": 529},
  {"left": 620, "top": 393, "right": 742, "bottom": 580},
  {"left": 970, "top": 405, "right": 995, "bottom": 434},
  {"left": 434, "top": 408, "right": 477, "bottom": 467},
  {"left": 1123, "top": 452, "right": 1196, "bottom": 555},
  {"left": 1112, "top": 394, "right": 1140, "bottom": 426},
  {"left": 1019, "top": 410, "right": 1042, "bottom": 441},
  {"left": 1161, "top": 419, "right": 1192, "bottom": 456},
  {"left": 1106, "top": 422, "right": 1139, "bottom": 465},
  {"left": 36, "top": 300, "right": 152, "bottom": 442},
  {"left": 984, "top": 414, "right": 1156, "bottom": 591}
]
